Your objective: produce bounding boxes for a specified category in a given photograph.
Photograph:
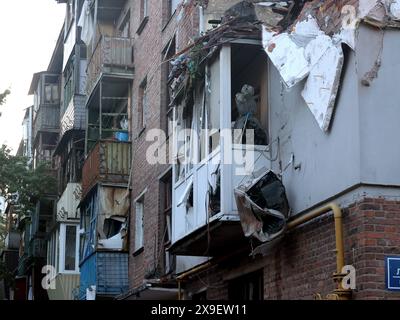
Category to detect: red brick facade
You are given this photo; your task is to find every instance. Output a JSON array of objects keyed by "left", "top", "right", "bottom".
[
  {"left": 127, "top": 0, "right": 199, "bottom": 289},
  {"left": 124, "top": 0, "right": 400, "bottom": 300},
  {"left": 181, "top": 197, "right": 400, "bottom": 300}
]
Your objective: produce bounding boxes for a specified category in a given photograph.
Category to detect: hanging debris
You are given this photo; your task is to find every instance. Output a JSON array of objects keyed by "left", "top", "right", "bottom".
[
  {"left": 167, "top": 5, "right": 262, "bottom": 109},
  {"left": 261, "top": 0, "right": 400, "bottom": 132},
  {"left": 234, "top": 171, "right": 290, "bottom": 243}
]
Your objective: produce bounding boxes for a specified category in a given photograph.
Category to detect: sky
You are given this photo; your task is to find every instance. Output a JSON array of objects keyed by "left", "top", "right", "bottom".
[{"left": 0, "top": 0, "right": 65, "bottom": 153}]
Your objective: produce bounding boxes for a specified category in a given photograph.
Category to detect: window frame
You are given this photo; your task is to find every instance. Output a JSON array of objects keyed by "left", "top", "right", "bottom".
[
  {"left": 138, "top": 77, "right": 148, "bottom": 134},
  {"left": 59, "top": 223, "right": 80, "bottom": 274},
  {"left": 134, "top": 193, "right": 145, "bottom": 254}
]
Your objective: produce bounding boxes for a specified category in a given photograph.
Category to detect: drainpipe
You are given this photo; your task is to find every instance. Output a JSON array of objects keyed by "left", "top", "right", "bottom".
[{"left": 287, "top": 202, "right": 351, "bottom": 300}]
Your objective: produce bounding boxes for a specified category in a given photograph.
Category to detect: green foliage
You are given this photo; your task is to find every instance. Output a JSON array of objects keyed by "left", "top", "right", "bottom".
[
  {"left": 0, "top": 144, "right": 57, "bottom": 220},
  {"left": 0, "top": 258, "right": 15, "bottom": 289},
  {"left": 0, "top": 89, "right": 11, "bottom": 117}
]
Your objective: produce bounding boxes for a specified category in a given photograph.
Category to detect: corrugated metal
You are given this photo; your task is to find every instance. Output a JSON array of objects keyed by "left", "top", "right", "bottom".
[
  {"left": 79, "top": 252, "right": 128, "bottom": 300},
  {"left": 104, "top": 141, "right": 131, "bottom": 176},
  {"left": 82, "top": 143, "right": 101, "bottom": 197},
  {"left": 47, "top": 273, "right": 80, "bottom": 300},
  {"left": 79, "top": 253, "right": 97, "bottom": 300},
  {"left": 86, "top": 36, "right": 134, "bottom": 96},
  {"left": 82, "top": 141, "right": 131, "bottom": 197}
]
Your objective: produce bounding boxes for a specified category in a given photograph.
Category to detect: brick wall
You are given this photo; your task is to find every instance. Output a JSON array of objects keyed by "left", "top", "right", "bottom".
[
  {"left": 182, "top": 197, "right": 400, "bottom": 300},
  {"left": 128, "top": 0, "right": 200, "bottom": 289}
]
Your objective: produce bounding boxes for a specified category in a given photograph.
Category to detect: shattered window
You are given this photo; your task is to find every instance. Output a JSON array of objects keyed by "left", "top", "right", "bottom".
[
  {"left": 231, "top": 43, "right": 269, "bottom": 146},
  {"left": 103, "top": 218, "right": 123, "bottom": 239}
]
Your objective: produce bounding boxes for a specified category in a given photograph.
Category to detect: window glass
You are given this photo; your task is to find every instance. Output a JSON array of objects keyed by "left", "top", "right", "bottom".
[
  {"left": 135, "top": 201, "right": 144, "bottom": 251},
  {"left": 64, "top": 225, "right": 76, "bottom": 271}
]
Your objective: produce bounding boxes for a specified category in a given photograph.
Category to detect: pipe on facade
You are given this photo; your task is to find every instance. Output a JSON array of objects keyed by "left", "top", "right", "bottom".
[
  {"left": 287, "top": 202, "right": 351, "bottom": 300},
  {"left": 176, "top": 262, "right": 213, "bottom": 300},
  {"left": 175, "top": 203, "right": 351, "bottom": 300}
]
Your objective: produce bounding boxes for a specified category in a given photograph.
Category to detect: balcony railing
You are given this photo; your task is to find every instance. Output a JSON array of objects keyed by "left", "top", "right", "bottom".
[
  {"left": 33, "top": 105, "right": 60, "bottom": 142},
  {"left": 86, "top": 36, "right": 134, "bottom": 96},
  {"left": 82, "top": 140, "right": 131, "bottom": 197}
]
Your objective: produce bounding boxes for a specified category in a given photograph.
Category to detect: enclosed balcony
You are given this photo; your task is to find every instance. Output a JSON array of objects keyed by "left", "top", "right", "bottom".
[
  {"left": 82, "top": 140, "right": 131, "bottom": 197},
  {"left": 86, "top": 36, "right": 134, "bottom": 98},
  {"left": 29, "top": 72, "right": 61, "bottom": 143},
  {"left": 169, "top": 41, "right": 283, "bottom": 257}
]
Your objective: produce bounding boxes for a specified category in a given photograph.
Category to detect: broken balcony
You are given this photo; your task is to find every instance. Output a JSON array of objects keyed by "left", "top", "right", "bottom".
[
  {"left": 78, "top": 184, "right": 130, "bottom": 300},
  {"left": 170, "top": 40, "right": 274, "bottom": 256},
  {"left": 81, "top": 140, "right": 131, "bottom": 197}
]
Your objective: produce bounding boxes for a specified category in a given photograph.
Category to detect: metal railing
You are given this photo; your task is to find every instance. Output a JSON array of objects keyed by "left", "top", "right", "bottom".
[{"left": 86, "top": 36, "right": 134, "bottom": 96}]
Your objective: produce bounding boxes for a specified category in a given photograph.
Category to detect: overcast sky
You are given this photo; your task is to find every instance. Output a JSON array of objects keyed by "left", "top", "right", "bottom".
[{"left": 0, "top": 0, "right": 65, "bottom": 153}]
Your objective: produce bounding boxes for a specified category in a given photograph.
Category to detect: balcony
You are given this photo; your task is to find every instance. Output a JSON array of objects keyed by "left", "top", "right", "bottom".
[
  {"left": 86, "top": 36, "right": 134, "bottom": 97},
  {"left": 28, "top": 238, "right": 47, "bottom": 258},
  {"left": 82, "top": 140, "right": 131, "bottom": 197},
  {"left": 33, "top": 105, "right": 60, "bottom": 143},
  {"left": 79, "top": 252, "right": 128, "bottom": 300}
]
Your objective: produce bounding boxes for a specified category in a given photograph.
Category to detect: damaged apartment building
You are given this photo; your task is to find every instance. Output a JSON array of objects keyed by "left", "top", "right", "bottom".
[
  {"left": 123, "top": 0, "right": 400, "bottom": 300},
  {"left": 8, "top": 0, "right": 400, "bottom": 300}
]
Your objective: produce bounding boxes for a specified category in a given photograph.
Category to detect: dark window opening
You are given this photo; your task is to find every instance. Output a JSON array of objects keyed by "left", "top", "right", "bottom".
[
  {"left": 65, "top": 225, "right": 77, "bottom": 271},
  {"left": 228, "top": 270, "right": 264, "bottom": 301},
  {"left": 231, "top": 43, "right": 269, "bottom": 145},
  {"left": 103, "top": 218, "right": 123, "bottom": 239},
  {"left": 192, "top": 290, "right": 207, "bottom": 301},
  {"left": 138, "top": 77, "right": 148, "bottom": 132},
  {"left": 160, "top": 170, "right": 175, "bottom": 274}
]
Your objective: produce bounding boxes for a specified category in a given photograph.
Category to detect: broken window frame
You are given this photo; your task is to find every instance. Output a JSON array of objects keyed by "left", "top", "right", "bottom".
[{"left": 173, "top": 40, "right": 269, "bottom": 184}]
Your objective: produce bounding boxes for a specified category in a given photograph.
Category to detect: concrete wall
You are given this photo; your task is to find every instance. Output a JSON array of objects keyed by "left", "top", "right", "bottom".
[{"left": 268, "top": 25, "right": 400, "bottom": 215}]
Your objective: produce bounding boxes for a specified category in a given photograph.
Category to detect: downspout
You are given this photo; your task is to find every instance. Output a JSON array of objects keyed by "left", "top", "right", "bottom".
[{"left": 287, "top": 202, "right": 351, "bottom": 300}]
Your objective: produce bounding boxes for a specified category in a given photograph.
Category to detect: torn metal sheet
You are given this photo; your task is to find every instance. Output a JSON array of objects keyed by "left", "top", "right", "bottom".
[
  {"left": 97, "top": 187, "right": 129, "bottom": 249},
  {"left": 100, "top": 187, "right": 130, "bottom": 218},
  {"left": 263, "top": 16, "right": 345, "bottom": 131},
  {"left": 302, "top": 40, "right": 344, "bottom": 131},
  {"left": 234, "top": 171, "right": 290, "bottom": 243},
  {"left": 261, "top": 0, "right": 400, "bottom": 132},
  {"left": 391, "top": 0, "right": 400, "bottom": 19},
  {"left": 262, "top": 26, "right": 311, "bottom": 88}
]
